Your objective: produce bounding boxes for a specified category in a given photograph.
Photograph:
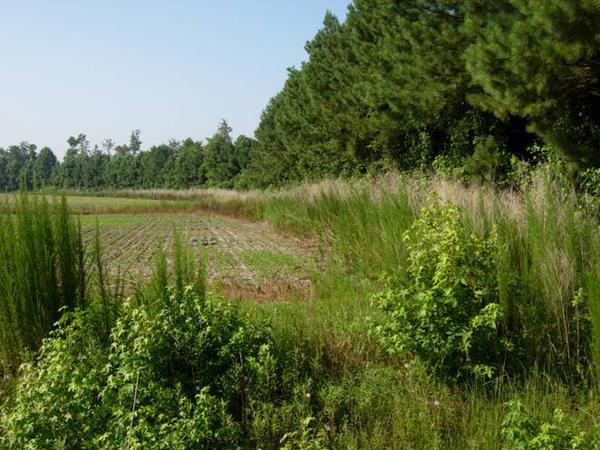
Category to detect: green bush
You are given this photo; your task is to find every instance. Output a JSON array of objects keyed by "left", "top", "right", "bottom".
[
  {"left": 501, "top": 400, "right": 598, "bottom": 449},
  {"left": 370, "top": 202, "right": 507, "bottom": 378},
  {"left": 579, "top": 168, "right": 600, "bottom": 198},
  {"left": 463, "top": 136, "right": 507, "bottom": 183},
  {"left": 579, "top": 167, "right": 600, "bottom": 215},
  {"left": 0, "top": 284, "right": 272, "bottom": 448}
]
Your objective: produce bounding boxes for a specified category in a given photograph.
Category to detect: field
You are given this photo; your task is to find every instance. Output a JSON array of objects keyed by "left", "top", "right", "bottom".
[
  {"left": 80, "top": 212, "right": 317, "bottom": 301},
  {"left": 0, "top": 193, "right": 196, "bottom": 214},
  {"left": 2, "top": 174, "right": 600, "bottom": 448},
  {"left": 3, "top": 1, "right": 600, "bottom": 446},
  {"left": 1, "top": 191, "right": 319, "bottom": 301}
]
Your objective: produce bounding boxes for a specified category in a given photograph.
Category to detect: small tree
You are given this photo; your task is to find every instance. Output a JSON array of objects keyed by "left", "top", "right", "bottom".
[{"left": 371, "top": 202, "right": 507, "bottom": 379}]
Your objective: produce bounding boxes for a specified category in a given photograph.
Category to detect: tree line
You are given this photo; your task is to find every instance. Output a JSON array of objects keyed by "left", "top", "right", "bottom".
[
  {"left": 0, "top": 121, "right": 255, "bottom": 191},
  {"left": 2, "top": 0, "right": 599, "bottom": 191},
  {"left": 246, "top": 0, "right": 600, "bottom": 186}
]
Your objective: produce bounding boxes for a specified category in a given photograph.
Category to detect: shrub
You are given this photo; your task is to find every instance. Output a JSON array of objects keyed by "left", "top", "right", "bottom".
[
  {"left": 463, "top": 136, "right": 507, "bottom": 183},
  {"left": 501, "top": 401, "right": 598, "bottom": 449},
  {"left": 279, "top": 416, "right": 329, "bottom": 450},
  {"left": 0, "top": 310, "right": 106, "bottom": 448},
  {"left": 0, "top": 284, "right": 273, "bottom": 448},
  {"left": 432, "top": 153, "right": 465, "bottom": 180},
  {"left": 578, "top": 167, "right": 600, "bottom": 214},
  {"left": 370, "top": 202, "right": 508, "bottom": 378}
]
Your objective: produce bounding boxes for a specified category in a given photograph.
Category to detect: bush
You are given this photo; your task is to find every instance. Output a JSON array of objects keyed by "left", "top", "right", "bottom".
[
  {"left": 501, "top": 401, "right": 598, "bottom": 449},
  {"left": 463, "top": 136, "right": 507, "bottom": 183},
  {"left": 0, "top": 284, "right": 273, "bottom": 448},
  {"left": 370, "top": 202, "right": 508, "bottom": 378},
  {"left": 579, "top": 167, "right": 600, "bottom": 215}
]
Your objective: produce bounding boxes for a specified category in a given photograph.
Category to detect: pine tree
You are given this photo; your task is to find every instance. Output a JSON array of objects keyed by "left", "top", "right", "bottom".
[
  {"left": 202, "top": 120, "right": 237, "bottom": 187},
  {"left": 464, "top": 0, "right": 600, "bottom": 166}
]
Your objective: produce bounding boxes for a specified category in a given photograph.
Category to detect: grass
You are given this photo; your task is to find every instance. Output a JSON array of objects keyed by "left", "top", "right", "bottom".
[
  {"left": 1, "top": 170, "right": 599, "bottom": 447},
  {"left": 226, "top": 170, "right": 600, "bottom": 446},
  {"left": 0, "top": 193, "right": 196, "bottom": 215},
  {"left": 182, "top": 171, "right": 600, "bottom": 375},
  {"left": 239, "top": 249, "right": 305, "bottom": 278},
  {"left": 0, "top": 193, "right": 86, "bottom": 375},
  {"left": 46, "top": 170, "right": 600, "bottom": 379}
]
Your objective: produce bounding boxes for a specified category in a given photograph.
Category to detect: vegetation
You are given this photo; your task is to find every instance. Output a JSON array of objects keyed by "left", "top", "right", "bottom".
[
  {"left": 76, "top": 212, "right": 314, "bottom": 301},
  {"left": 0, "top": 193, "right": 199, "bottom": 215},
  {"left": 1, "top": 169, "right": 600, "bottom": 447},
  {"left": 3, "top": 1, "right": 600, "bottom": 192},
  {"left": 0, "top": 121, "right": 254, "bottom": 192},
  {"left": 2, "top": 0, "right": 600, "bottom": 447},
  {"left": 190, "top": 166, "right": 600, "bottom": 381},
  {"left": 246, "top": 0, "right": 600, "bottom": 186},
  {"left": 0, "top": 193, "right": 85, "bottom": 375},
  {"left": 370, "top": 203, "right": 505, "bottom": 380}
]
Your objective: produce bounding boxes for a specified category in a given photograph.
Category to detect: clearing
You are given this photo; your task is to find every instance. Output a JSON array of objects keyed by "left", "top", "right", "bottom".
[{"left": 81, "top": 212, "right": 317, "bottom": 301}]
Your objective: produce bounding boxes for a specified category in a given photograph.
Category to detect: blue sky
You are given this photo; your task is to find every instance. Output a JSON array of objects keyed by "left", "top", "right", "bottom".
[{"left": 0, "top": 1, "right": 349, "bottom": 157}]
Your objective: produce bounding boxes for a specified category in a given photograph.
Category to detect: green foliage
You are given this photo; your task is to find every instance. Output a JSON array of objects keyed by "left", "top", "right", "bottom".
[
  {"left": 463, "top": 136, "right": 507, "bottom": 183},
  {"left": 579, "top": 167, "right": 600, "bottom": 214},
  {"left": 579, "top": 168, "right": 600, "bottom": 198},
  {"left": 0, "top": 311, "right": 112, "bottom": 448},
  {"left": 138, "top": 144, "right": 174, "bottom": 188},
  {"left": 587, "top": 255, "right": 600, "bottom": 382},
  {"left": 6, "top": 1, "right": 600, "bottom": 190},
  {"left": 0, "top": 193, "right": 85, "bottom": 374},
  {"left": 0, "top": 142, "right": 44, "bottom": 191},
  {"left": 1, "top": 174, "right": 600, "bottom": 447},
  {"left": 464, "top": 0, "right": 600, "bottom": 167},
  {"left": 245, "top": 0, "right": 539, "bottom": 187},
  {"left": 1, "top": 121, "right": 257, "bottom": 192},
  {"left": 164, "top": 138, "right": 205, "bottom": 188},
  {"left": 279, "top": 417, "right": 329, "bottom": 450},
  {"left": 34, "top": 147, "right": 58, "bottom": 185},
  {"left": 0, "top": 282, "right": 272, "bottom": 448},
  {"left": 370, "top": 202, "right": 506, "bottom": 378},
  {"left": 243, "top": 0, "right": 600, "bottom": 185},
  {"left": 501, "top": 401, "right": 598, "bottom": 449},
  {"left": 201, "top": 120, "right": 251, "bottom": 188}
]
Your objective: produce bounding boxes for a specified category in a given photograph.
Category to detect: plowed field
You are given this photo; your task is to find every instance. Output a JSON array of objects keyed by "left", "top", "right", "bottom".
[{"left": 81, "top": 213, "right": 317, "bottom": 301}]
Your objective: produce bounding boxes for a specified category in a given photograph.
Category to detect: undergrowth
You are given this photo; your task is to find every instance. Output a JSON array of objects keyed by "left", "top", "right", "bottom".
[
  {"left": 0, "top": 193, "right": 86, "bottom": 375},
  {"left": 1, "top": 169, "right": 600, "bottom": 448}
]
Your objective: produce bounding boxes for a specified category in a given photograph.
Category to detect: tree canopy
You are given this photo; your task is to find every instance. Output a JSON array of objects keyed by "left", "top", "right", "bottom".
[
  {"left": 2, "top": 0, "right": 598, "bottom": 191},
  {"left": 245, "top": 0, "right": 600, "bottom": 186},
  {"left": 0, "top": 122, "right": 254, "bottom": 191}
]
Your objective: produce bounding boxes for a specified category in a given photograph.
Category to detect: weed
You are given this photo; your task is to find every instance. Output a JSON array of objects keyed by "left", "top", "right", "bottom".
[{"left": 0, "top": 193, "right": 85, "bottom": 374}]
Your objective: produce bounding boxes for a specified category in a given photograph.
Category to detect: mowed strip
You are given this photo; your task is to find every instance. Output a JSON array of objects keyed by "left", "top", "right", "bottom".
[
  {"left": 81, "top": 213, "right": 316, "bottom": 301},
  {"left": 0, "top": 193, "right": 195, "bottom": 214}
]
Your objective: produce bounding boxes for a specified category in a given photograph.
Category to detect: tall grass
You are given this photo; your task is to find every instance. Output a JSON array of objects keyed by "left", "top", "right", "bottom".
[
  {"left": 92, "top": 171, "right": 600, "bottom": 378},
  {"left": 0, "top": 193, "right": 86, "bottom": 374},
  {"left": 240, "top": 171, "right": 600, "bottom": 446},
  {"left": 326, "top": 177, "right": 596, "bottom": 377},
  {"left": 1, "top": 174, "right": 599, "bottom": 447},
  {"left": 157, "top": 172, "right": 593, "bottom": 381}
]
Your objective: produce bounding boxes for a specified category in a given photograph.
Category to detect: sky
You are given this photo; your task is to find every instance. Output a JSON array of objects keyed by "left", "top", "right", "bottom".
[{"left": 0, "top": 1, "right": 349, "bottom": 158}]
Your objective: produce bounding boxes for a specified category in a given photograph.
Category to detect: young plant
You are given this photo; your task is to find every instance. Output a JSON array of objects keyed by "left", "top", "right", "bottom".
[
  {"left": 370, "top": 201, "right": 507, "bottom": 378},
  {"left": 0, "top": 193, "right": 85, "bottom": 374}
]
